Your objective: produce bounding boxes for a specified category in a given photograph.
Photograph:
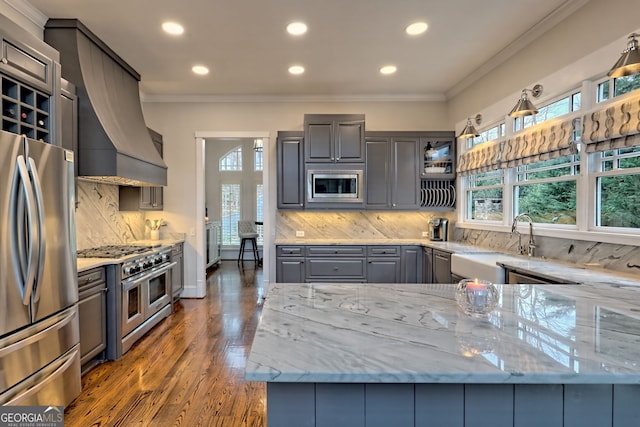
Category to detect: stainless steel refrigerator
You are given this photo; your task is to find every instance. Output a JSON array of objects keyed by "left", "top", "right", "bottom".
[{"left": 0, "top": 130, "right": 81, "bottom": 406}]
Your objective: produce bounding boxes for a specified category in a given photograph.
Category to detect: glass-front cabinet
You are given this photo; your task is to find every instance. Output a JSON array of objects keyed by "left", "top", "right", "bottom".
[{"left": 421, "top": 138, "right": 455, "bottom": 178}]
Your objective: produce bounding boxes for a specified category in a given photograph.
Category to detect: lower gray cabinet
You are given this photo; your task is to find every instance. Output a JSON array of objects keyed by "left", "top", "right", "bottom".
[
  {"left": 367, "top": 246, "right": 400, "bottom": 283},
  {"left": 306, "top": 246, "right": 366, "bottom": 282},
  {"left": 171, "top": 243, "right": 184, "bottom": 301},
  {"left": 276, "top": 245, "right": 424, "bottom": 284},
  {"left": 423, "top": 247, "right": 434, "bottom": 283},
  {"left": 400, "top": 246, "right": 422, "bottom": 283},
  {"left": 276, "top": 245, "right": 305, "bottom": 283},
  {"left": 77, "top": 267, "right": 107, "bottom": 374}
]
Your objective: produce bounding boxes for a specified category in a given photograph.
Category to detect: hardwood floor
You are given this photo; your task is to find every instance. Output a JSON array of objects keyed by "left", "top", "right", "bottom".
[{"left": 65, "top": 262, "right": 266, "bottom": 426}]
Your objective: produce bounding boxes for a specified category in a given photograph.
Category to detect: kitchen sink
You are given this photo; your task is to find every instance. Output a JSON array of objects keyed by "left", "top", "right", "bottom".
[{"left": 450, "top": 252, "right": 517, "bottom": 284}]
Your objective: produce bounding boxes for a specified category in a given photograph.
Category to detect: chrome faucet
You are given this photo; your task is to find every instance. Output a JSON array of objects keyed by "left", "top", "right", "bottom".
[{"left": 511, "top": 213, "right": 536, "bottom": 257}]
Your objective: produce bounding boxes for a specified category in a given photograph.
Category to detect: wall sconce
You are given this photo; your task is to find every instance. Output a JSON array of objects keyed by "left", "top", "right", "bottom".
[
  {"left": 509, "top": 84, "right": 543, "bottom": 118},
  {"left": 608, "top": 33, "right": 640, "bottom": 78},
  {"left": 253, "top": 138, "right": 263, "bottom": 152},
  {"left": 458, "top": 114, "right": 482, "bottom": 139}
]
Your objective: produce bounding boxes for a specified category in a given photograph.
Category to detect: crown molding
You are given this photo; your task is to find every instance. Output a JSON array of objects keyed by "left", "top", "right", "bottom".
[
  {"left": 140, "top": 92, "right": 447, "bottom": 104},
  {"left": 4, "top": 0, "right": 48, "bottom": 29},
  {"left": 446, "top": 0, "right": 591, "bottom": 100}
]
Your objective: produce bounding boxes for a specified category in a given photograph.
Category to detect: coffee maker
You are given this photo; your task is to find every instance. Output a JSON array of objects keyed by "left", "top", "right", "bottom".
[{"left": 429, "top": 217, "right": 449, "bottom": 241}]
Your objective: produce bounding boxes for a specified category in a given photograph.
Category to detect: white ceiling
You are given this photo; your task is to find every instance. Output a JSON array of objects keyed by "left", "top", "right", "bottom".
[{"left": 27, "top": 0, "right": 587, "bottom": 100}]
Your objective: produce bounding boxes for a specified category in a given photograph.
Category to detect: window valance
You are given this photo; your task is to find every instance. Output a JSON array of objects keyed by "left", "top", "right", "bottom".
[
  {"left": 582, "top": 91, "right": 640, "bottom": 153},
  {"left": 458, "top": 116, "right": 578, "bottom": 175}
]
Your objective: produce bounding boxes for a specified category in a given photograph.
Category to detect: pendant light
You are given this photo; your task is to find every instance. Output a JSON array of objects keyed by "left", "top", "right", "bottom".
[
  {"left": 457, "top": 114, "right": 482, "bottom": 139},
  {"left": 253, "top": 138, "right": 263, "bottom": 152},
  {"left": 509, "top": 84, "right": 543, "bottom": 118},
  {"left": 608, "top": 33, "right": 640, "bottom": 78}
]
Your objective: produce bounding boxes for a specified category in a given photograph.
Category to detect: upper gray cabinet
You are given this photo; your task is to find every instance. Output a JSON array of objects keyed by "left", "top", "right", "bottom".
[
  {"left": 365, "top": 133, "right": 420, "bottom": 210},
  {"left": 277, "top": 131, "right": 305, "bottom": 209},
  {"left": 0, "top": 14, "right": 60, "bottom": 144},
  {"left": 304, "top": 114, "right": 365, "bottom": 163}
]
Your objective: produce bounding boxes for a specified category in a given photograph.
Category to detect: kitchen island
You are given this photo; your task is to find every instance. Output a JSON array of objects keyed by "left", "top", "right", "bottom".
[{"left": 245, "top": 282, "right": 640, "bottom": 427}]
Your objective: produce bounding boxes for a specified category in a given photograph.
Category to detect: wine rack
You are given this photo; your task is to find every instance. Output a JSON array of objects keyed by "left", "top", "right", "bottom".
[{"left": 1, "top": 74, "right": 50, "bottom": 143}]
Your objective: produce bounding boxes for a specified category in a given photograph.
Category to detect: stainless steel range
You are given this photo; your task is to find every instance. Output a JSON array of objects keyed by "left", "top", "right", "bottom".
[{"left": 77, "top": 244, "right": 175, "bottom": 359}]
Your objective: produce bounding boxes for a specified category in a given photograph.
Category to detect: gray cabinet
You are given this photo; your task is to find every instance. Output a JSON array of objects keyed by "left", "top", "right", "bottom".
[
  {"left": 0, "top": 14, "right": 57, "bottom": 94},
  {"left": 367, "top": 246, "right": 400, "bottom": 283},
  {"left": 306, "top": 246, "right": 366, "bottom": 282},
  {"left": 277, "top": 131, "right": 305, "bottom": 209},
  {"left": 276, "top": 246, "right": 305, "bottom": 283},
  {"left": 400, "top": 246, "right": 422, "bottom": 283},
  {"left": 365, "top": 134, "right": 420, "bottom": 210},
  {"left": 171, "top": 243, "right": 184, "bottom": 301},
  {"left": 423, "top": 247, "right": 433, "bottom": 283},
  {"left": 433, "top": 249, "right": 452, "bottom": 284},
  {"left": 77, "top": 267, "right": 107, "bottom": 374},
  {"left": 276, "top": 244, "right": 423, "bottom": 284},
  {"left": 304, "top": 114, "right": 365, "bottom": 163},
  {"left": 119, "top": 128, "right": 164, "bottom": 210}
]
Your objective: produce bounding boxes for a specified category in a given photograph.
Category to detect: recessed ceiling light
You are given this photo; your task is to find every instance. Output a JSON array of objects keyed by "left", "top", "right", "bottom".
[
  {"left": 405, "top": 22, "right": 428, "bottom": 36},
  {"left": 288, "top": 65, "right": 305, "bottom": 75},
  {"left": 380, "top": 65, "right": 397, "bottom": 75},
  {"left": 192, "top": 65, "right": 209, "bottom": 75},
  {"left": 287, "top": 22, "right": 307, "bottom": 36},
  {"left": 162, "top": 21, "right": 184, "bottom": 35}
]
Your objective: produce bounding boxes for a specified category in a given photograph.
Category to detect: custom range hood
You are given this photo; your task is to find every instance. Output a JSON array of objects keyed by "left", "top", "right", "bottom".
[{"left": 44, "top": 19, "right": 166, "bottom": 186}]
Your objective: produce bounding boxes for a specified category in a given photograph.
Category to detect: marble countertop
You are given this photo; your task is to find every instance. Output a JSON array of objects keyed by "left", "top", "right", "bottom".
[{"left": 245, "top": 282, "right": 640, "bottom": 384}]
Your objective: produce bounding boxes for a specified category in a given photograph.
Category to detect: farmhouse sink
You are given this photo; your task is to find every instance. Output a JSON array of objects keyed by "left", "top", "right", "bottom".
[{"left": 450, "top": 252, "right": 520, "bottom": 283}]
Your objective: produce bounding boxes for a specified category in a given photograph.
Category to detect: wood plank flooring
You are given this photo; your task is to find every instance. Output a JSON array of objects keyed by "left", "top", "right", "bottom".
[{"left": 64, "top": 262, "right": 266, "bottom": 426}]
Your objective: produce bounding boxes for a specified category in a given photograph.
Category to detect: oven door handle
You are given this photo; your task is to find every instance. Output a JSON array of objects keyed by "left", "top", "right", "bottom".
[{"left": 123, "top": 262, "right": 177, "bottom": 288}]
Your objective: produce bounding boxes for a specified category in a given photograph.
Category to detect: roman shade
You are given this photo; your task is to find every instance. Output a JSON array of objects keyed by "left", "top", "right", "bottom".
[
  {"left": 457, "top": 115, "right": 579, "bottom": 175},
  {"left": 582, "top": 91, "right": 640, "bottom": 153}
]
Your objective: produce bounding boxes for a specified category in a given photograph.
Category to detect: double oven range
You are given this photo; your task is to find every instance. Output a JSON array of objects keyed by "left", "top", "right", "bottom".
[{"left": 77, "top": 244, "right": 176, "bottom": 359}]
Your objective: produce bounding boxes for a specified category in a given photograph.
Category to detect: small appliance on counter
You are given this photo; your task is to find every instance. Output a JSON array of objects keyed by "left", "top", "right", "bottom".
[{"left": 429, "top": 217, "right": 449, "bottom": 241}]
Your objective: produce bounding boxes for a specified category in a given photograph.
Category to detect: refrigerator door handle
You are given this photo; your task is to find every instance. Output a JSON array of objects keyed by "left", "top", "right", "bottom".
[
  {"left": 27, "top": 156, "right": 46, "bottom": 303},
  {"left": 9, "top": 155, "right": 38, "bottom": 305}
]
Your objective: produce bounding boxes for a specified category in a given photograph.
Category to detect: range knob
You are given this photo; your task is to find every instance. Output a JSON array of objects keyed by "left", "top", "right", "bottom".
[
  {"left": 124, "top": 265, "right": 137, "bottom": 275},
  {"left": 143, "top": 261, "right": 153, "bottom": 269}
]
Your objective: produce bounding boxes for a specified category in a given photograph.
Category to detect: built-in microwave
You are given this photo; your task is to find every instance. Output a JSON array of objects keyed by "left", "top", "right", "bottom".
[{"left": 306, "top": 166, "right": 364, "bottom": 204}]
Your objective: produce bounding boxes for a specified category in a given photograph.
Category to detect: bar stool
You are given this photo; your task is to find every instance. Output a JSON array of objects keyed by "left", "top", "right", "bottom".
[{"left": 237, "top": 220, "right": 259, "bottom": 264}]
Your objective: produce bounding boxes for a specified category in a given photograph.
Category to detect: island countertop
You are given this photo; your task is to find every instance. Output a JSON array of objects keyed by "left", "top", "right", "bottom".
[{"left": 245, "top": 282, "right": 640, "bottom": 384}]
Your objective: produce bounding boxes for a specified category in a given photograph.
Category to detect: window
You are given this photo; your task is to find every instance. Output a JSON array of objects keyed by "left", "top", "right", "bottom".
[
  {"left": 513, "top": 91, "right": 581, "bottom": 132},
  {"left": 465, "top": 170, "right": 504, "bottom": 221},
  {"left": 596, "top": 147, "right": 640, "bottom": 229},
  {"left": 468, "top": 123, "right": 505, "bottom": 148},
  {"left": 220, "top": 146, "right": 242, "bottom": 171},
  {"left": 596, "top": 74, "right": 640, "bottom": 102},
  {"left": 254, "top": 150, "right": 263, "bottom": 171},
  {"left": 514, "top": 155, "right": 580, "bottom": 224},
  {"left": 221, "top": 183, "right": 241, "bottom": 245}
]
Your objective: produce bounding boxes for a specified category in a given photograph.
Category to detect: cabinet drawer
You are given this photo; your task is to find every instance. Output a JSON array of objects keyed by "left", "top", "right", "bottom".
[
  {"left": 306, "top": 259, "right": 366, "bottom": 279},
  {"left": 367, "top": 246, "right": 400, "bottom": 257},
  {"left": 78, "top": 267, "right": 105, "bottom": 290},
  {"left": 277, "top": 246, "right": 305, "bottom": 257},
  {"left": 306, "top": 246, "right": 365, "bottom": 257},
  {"left": 0, "top": 37, "right": 54, "bottom": 93}
]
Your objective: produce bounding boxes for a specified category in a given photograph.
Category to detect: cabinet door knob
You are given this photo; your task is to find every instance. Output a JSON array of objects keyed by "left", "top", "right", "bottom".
[
  {"left": 336, "top": 157, "right": 340, "bottom": 161},
  {"left": 0, "top": 58, "right": 7, "bottom": 64}
]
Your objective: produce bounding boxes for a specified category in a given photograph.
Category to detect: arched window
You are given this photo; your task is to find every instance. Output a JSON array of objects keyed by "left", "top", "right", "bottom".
[{"left": 219, "top": 146, "right": 242, "bottom": 171}]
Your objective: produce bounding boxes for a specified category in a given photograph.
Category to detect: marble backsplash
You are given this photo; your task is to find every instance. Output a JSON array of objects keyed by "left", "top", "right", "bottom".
[
  {"left": 453, "top": 228, "right": 640, "bottom": 276},
  {"left": 75, "top": 180, "right": 146, "bottom": 250},
  {"left": 276, "top": 211, "right": 456, "bottom": 240}
]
